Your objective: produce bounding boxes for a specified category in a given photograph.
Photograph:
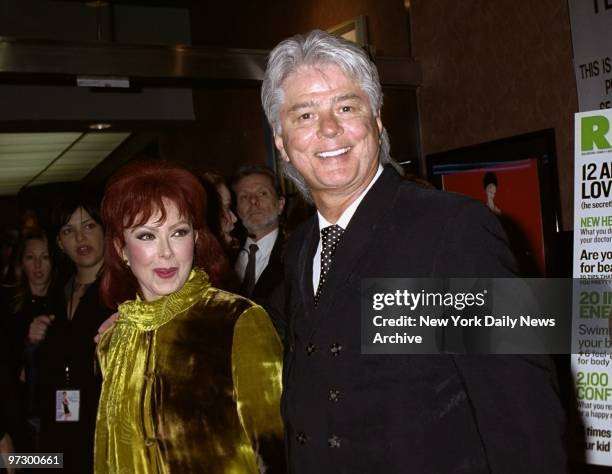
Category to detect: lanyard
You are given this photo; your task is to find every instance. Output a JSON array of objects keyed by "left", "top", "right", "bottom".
[{"left": 64, "top": 364, "right": 71, "bottom": 387}]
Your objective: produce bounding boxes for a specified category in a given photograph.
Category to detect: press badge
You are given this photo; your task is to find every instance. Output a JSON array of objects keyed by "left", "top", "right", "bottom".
[{"left": 55, "top": 390, "right": 80, "bottom": 422}]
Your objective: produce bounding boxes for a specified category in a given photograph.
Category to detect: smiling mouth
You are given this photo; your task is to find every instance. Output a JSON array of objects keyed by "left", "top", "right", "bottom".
[{"left": 316, "top": 147, "right": 351, "bottom": 158}]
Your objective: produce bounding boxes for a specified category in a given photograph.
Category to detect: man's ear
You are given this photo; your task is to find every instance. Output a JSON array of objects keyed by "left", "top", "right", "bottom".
[
  {"left": 274, "top": 134, "right": 290, "bottom": 162},
  {"left": 376, "top": 111, "right": 383, "bottom": 136},
  {"left": 277, "top": 196, "right": 286, "bottom": 215}
]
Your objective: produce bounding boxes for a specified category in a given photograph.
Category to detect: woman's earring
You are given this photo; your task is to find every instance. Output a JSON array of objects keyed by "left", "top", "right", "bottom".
[{"left": 123, "top": 258, "right": 130, "bottom": 268}]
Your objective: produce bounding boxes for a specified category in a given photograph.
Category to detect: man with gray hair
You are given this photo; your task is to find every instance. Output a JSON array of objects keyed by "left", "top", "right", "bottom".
[
  {"left": 233, "top": 164, "right": 285, "bottom": 301},
  {"left": 263, "top": 30, "right": 566, "bottom": 473}
]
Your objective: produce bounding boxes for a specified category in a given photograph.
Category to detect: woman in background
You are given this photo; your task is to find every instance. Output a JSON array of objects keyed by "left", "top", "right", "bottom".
[
  {"left": 483, "top": 171, "right": 502, "bottom": 216},
  {"left": 200, "top": 172, "right": 240, "bottom": 290},
  {"left": 29, "top": 190, "right": 113, "bottom": 473},
  {"left": 200, "top": 172, "right": 239, "bottom": 251},
  {"left": 96, "top": 160, "right": 284, "bottom": 473},
  {"left": 7, "top": 230, "right": 54, "bottom": 447}
]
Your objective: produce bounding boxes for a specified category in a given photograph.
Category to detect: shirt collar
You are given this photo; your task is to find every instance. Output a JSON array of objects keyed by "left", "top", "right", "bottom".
[
  {"left": 317, "top": 164, "right": 383, "bottom": 231},
  {"left": 245, "top": 227, "right": 279, "bottom": 254}
]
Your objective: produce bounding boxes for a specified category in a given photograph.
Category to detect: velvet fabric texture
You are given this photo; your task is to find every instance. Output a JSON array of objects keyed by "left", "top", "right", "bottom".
[{"left": 95, "top": 268, "right": 284, "bottom": 473}]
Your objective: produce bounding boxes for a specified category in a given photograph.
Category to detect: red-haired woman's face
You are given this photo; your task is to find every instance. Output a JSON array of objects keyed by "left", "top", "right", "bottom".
[
  {"left": 21, "top": 238, "right": 51, "bottom": 290},
  {"left": 120, "top": 199, "right": 196, "bottom": 301}
]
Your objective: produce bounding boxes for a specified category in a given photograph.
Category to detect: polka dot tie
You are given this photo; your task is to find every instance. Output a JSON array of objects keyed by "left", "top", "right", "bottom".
[{"left": 314, "top": 224, "right": 344, "bottom": 307}]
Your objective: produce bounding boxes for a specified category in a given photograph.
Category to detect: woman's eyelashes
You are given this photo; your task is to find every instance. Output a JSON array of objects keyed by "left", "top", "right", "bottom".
[{"left": 134, "top": 227, "right": 191, "bottom": 241}]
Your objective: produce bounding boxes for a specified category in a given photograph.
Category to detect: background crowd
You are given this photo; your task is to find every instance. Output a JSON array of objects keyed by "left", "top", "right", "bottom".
[{"left": 0, "top": 162, "right": 300, "bottom": 473}]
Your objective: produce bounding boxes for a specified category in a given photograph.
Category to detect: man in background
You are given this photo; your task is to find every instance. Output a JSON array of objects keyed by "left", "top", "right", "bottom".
[{"left": 233, "top": 165, "right": 285, "bottom": 301}]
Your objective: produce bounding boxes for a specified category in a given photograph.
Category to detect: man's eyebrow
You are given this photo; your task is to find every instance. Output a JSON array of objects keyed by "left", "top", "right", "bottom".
[
  {"left": 334, "top": 93, "right": 362, "bottom": 103},
  {"left": 287, "top": 100, "right": 317, "bottom": 113},
  {"left": 288, "top": 94, "right": 363, "bottom": 113}
]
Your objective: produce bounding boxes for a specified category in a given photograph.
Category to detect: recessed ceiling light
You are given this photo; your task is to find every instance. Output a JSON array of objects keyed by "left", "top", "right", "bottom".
[
  {"left": 0, "top": 131, "right": 129, "bottom": 196},
  {"left": 89, "top": 123, "right": 112, "bottom": 130}
]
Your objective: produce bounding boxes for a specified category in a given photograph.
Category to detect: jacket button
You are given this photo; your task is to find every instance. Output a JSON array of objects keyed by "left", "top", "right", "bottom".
[
  {"left": 296, "top": 431, "right": 308, "bottom": 445},
  {"left": 328, "top": 389, "right": 341, "bottom": 402},
  {"left": 328, "top": 435, "right": 341, "bottom": 448},
  {"left": 306, "top": 343, "right": 316, "bottom": 355},
  {"left": 289, "top": 344, "right": 295, "bottom": 353},
  {"left": 330, "top": 343, "right": 343, "bottom": 356}
]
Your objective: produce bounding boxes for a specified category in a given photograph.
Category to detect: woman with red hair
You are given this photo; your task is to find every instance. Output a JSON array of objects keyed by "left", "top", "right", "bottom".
[{"left": 95, "top": 160, "right": 284, "bottom": 473}]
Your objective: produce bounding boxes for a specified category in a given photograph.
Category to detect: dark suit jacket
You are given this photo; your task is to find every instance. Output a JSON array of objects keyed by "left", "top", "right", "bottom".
[
  {"left": 247, "top": 231, "right": 285, "bottom": 304},
  {"left": 271, "top": 167, "right": 567, "bottom": 474}
]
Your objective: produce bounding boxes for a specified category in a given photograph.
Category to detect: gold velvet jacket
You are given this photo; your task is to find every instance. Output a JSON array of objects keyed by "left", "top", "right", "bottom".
[{"left": 94, "top": 269, "right": 285, "bottom": 473}]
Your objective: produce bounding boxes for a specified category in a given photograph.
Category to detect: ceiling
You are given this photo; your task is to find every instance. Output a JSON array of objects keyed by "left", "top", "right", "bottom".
[
  {"left": 56, "top": 0, "right": 193, "bottom": 6},
  {"left": 0, "top": 2, "right": 421, "bottom": 203},
  {"left": 0, "top": 131, "right": 130, "bottom": 196}
]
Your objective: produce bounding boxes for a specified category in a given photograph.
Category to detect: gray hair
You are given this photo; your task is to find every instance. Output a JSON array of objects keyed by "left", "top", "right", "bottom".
[
  {"left": 261, "top": 29, "right": 402, "bottom": 201},
  {"left": 233, "top": 164, "right": 282, "bottom": 197}
]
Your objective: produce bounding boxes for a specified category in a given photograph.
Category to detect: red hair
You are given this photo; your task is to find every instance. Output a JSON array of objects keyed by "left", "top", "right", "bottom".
[{"left": 100, "top": 160, "right": 229, "bottom": 309}]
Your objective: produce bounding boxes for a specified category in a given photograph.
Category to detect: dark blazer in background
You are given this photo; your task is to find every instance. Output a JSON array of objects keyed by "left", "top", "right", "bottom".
[
  {"left": 250, "top": 232, "right": 285, "bottom": 304},
  {"left": 234, "top": 231, "right": 284, "bottom": 303},
  {"left": 270, "top": 167, "right": 567, "bottom": 474}
]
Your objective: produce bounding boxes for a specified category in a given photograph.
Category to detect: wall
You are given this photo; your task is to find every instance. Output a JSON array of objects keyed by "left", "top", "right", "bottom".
[
  {"left": 172, "top": 0, "right": 416, "bottom": 179},
  {"left": 191, "top": 0, "right": 410, "bottom": 54},
  {"left": 158, "top": 85, "right": 267, "bottom": 176},
  {"left": 0, "top": 197, "right": 20, "bottom": 235},
  {"left": 411, "top": 0, "right": 577, "bottom": 229}
]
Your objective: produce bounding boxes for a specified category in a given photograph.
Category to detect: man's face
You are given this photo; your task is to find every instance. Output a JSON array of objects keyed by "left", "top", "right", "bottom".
[
  {"left": 235, "top": 174, "right": 284, "bottom": 240},
  {"left": 274, "top": 64, "right": 382, "bottom": 203}
]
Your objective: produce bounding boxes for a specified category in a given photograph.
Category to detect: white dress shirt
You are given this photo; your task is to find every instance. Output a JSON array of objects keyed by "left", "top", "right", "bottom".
[
  {"left": 312, "top": 165, "right": 383, "bottom": 293},
  {"left": 235, "top": 228, "right": 279, "bottom": 285}
]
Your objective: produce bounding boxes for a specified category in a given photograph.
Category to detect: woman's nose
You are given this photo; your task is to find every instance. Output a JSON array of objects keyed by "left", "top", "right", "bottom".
[{"left": 158, "top": 238, "right": 173, "bottom": 258}]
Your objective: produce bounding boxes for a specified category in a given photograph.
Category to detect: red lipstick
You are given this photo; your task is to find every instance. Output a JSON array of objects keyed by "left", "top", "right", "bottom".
[{"left": 154, "top": 267, "right": 178, "bottom": 279}]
